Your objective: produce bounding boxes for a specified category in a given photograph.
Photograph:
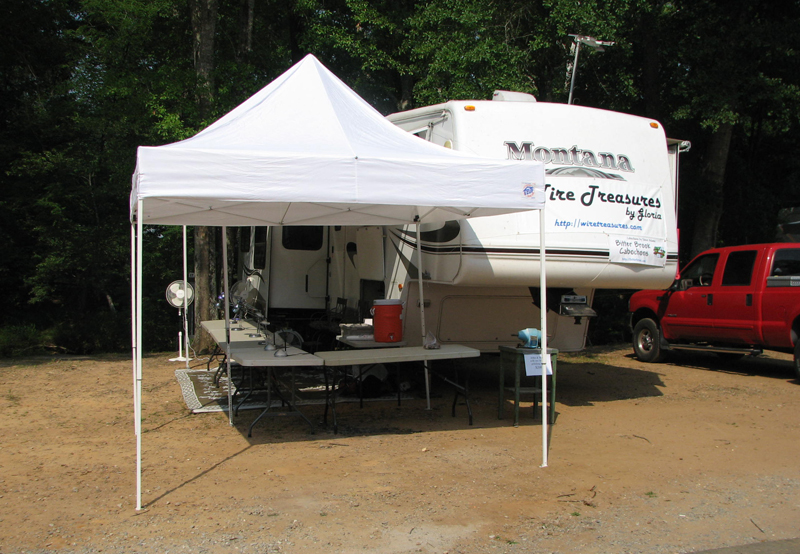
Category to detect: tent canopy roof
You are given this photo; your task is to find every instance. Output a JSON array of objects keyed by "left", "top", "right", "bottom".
[{"left": 131, "top": 55, "right": 544, "bottom": 226}]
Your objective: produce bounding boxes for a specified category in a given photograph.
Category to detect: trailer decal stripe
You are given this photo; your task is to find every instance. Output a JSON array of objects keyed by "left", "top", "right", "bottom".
[{"left": 390, "top": 230, "right": 677, "bottom": 260}]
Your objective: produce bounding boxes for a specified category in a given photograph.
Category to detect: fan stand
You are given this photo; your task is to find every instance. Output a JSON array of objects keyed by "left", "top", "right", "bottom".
[{"left": 168, "top": 308, "right": 192, "bottom": 363}]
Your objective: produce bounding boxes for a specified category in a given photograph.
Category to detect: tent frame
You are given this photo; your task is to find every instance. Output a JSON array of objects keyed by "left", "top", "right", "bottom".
[
  {"left": 129, "top": 54, "right": 549, "bottom": 511},
  {"left": 130, "top": 213, "right": 548, "bottom": 511}
]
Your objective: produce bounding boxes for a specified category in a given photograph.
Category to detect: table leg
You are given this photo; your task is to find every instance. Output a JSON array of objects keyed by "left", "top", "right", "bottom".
[
  {"left": 448, "top": 361, "right": 472, "bottom": 425},
  {"left": 323, "top": 366, "right": 338, "bottom": 434},
  {"left": 234, "top": 365, "right": 256, "bottom": 417},
  {"left": 514, "top": 353, "right": 522, "bottom": 427},
  {"left": 498, "top": 352, "right": 503, "bottom": 419},
  {"left": 247, "top": 368, "right": 314, "bottom": 437},
  {"left": 550, "top": 356, "right": 557, "bottom": 424},
  {"left": 396, "top": 363, "right": 401, "bottom": 406},
  {"left": 357, "top": 364, "right": 364, "bottom": 409},
  {"left": 207, "top": 344, "right": 222, "bottom": 371}
]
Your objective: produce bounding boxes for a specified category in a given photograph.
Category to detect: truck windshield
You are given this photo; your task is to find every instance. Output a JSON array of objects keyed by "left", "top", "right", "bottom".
[{"left": 771, "top": 248, "right": 800, "bottom": 276}]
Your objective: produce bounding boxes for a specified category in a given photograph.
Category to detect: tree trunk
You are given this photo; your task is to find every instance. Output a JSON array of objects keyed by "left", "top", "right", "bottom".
[
  {"left": 193, "top": 226, "right": 214, "bottom": 352},
  {"left": 398, "top": 74, "right": 414, "bottom": 111},
  {"left": 236, "top": 0, "right": 254, "bottom": 60},
  {"left": 189, "top": 0, "right": 218, "bottom": 116},
  {"left": 636, "top": 9, "right": 662, "bottom": 121},
  {"left": 189, "top": 0, "right": 219, "bottom": 352},
  {"left": 288, "top": 10, "right": 303, "bottom": 63},
  {"left": 689, "top": 122, "right": 733, "bottom": 257}
]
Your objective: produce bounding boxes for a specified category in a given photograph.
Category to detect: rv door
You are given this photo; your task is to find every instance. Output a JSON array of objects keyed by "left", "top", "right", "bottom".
[{"left": 268, "top": 226, "right": 329, "bottom": 310}]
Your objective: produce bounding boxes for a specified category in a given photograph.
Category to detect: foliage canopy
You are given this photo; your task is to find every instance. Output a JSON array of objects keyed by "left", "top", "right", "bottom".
[{"left": 2, "top": 0, "right": 798, "bottom": 353}]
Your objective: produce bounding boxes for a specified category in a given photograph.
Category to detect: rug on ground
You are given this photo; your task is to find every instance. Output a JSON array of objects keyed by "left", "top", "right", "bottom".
[{"left": 175, "top": 367, "right": 412, "bottom": 414}]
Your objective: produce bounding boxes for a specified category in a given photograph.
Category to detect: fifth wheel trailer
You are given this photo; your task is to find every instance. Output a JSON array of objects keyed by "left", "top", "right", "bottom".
[{"left": 236, "top": 92, "right": 688, "bottom": 352}]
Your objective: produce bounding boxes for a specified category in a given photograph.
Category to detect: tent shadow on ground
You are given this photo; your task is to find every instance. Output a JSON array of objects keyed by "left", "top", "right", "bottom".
[
  {"left": 228, "top": 374, "right": 515, "bottom": 445},
  {"left": 649, "top": 350, "right": 798, "bottom": 383},
  {"left": 552, "top": 359, "right": 666, "bottom": 407},
  {"left": 224, "top": 351, "right": 669, "bottom": 445},
  {"left": 462, "top": 351, "right": 667, "bottom": 408}
]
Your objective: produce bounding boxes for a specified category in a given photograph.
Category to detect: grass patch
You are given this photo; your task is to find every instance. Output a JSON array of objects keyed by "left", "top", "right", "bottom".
[{"left": 0, "top": 324, "right": 46, "bottom": 357}]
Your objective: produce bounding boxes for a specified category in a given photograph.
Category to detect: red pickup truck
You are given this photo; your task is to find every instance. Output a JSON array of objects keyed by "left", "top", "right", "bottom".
[{"left": 628, "top": 243, "right": 800, "bottom": 378}]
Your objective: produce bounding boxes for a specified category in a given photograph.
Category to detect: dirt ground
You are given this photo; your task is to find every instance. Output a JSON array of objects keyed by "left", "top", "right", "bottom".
[{"left": 1, "top": 345, "right": 799, "bottom": 554}]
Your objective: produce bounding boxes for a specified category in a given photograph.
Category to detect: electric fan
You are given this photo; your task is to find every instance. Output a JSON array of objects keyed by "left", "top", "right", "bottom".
[
  {"left": 227, "top": 277, "right": 266, "bottom": 332},
  {"left": 166, "top": 280, "right": 194, "bottom": 363}
]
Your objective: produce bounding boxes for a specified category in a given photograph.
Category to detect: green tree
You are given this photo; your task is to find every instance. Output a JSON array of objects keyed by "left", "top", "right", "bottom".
[
  {"left": 659, "top": 0, "right": 800, "bottom": 256},
  {"left": 0, "top": 0, "right": 82, "bottom": 324}
]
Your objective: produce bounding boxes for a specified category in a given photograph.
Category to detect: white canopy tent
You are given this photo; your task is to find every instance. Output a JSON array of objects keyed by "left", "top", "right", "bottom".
[{"left": 130, "top": 54, "right": 547, "bottom": 510}]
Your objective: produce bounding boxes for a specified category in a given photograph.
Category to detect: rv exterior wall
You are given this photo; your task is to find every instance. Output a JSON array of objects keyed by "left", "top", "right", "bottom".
[
  {"left": 387, "top": 101, "right": 678, "bottom": 290},
  {"left": 239, "top": 99, "right": 682, "bottom": 353},
  {"left": 384, "top": 99, "right": 680, "bottom": 351},
  {"left": 400, "top": 283, "right": 592, "bottom": 352}
]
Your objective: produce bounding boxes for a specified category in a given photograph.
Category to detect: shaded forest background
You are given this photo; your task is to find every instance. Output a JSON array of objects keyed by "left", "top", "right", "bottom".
[{"left": 2, "top": 0, "right": 799, "bottom": 355}]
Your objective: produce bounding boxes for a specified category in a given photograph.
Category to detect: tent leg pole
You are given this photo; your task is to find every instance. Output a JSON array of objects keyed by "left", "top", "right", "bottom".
[
  {"left": 130, "top": 222, "right": 138, "bottom": 437},
  {"left": 135, "top": 200, "right": 144, "bottom": 510},
  {"left": 539, "top": 211, "right": 548, "bottom": 468},
  {"left": 416, "top": 224, "right": 431, "bottom": 410},
  {"left": 183, "top": 225, "right": 191, "bottom": 368},
  {"left": 223, "top": 226, "right": 234, "bottom": 426}
]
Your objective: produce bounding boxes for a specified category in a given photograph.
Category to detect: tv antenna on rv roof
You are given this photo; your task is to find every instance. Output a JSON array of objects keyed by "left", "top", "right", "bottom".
[{"left": 567, "top": 34, "right": 614, "bottom": 105}]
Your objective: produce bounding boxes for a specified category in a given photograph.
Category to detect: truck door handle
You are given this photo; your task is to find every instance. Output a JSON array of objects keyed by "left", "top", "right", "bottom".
[
  {"left": 746, "top": 294, "right": 752, "bottom": 306},
  {"left": 707, "top": 294, "right": 713, "bottom": 306}
]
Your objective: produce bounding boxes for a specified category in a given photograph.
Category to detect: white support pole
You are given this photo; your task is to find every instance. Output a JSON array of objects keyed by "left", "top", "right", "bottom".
[
  {"left": 222, "top": 226, "right": 233, "bottom": 426},
  {"left": 130, "top": 223, "right": 138, "bottom": 509},
  {"left": 182, "top": 225, "right": 191, "bottom": 368},
  {"left": 416, "top": 224, "right": 431, "bottom": 410},
  {"left": 130, "top": 224, "right": 137, "bottom": 432},
  {"left": 135, "top": 199, "right": 144, "bottom": 510},
  {"left": 539, "top": 211, "right": 548, "bottom": 468}
]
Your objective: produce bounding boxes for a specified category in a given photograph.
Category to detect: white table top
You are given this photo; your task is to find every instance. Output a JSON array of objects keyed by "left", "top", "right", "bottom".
[
  {"left": 200, "top": 321, "right": 478, "bottom": 368},
  {"left": 201, "top": 319, "right": 262, "bottom": 341},
  {"left": 315, "top": 344, "right": 480, "bottom": 367},
  {"left": 201, "top": 319, "right": 280, "bottom": 347},
  {"left": 231, "top": 346, "right": 324, "bottom": 367},
  {"left": 201, "top": 320, "right": 317, "bottom": 366}
]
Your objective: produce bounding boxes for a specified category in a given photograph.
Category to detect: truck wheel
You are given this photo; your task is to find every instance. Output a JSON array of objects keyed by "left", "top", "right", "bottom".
[
  {"left": 633, "top": 318, "right": 664, "bottom": 363},
  {"left": 794, "top": 342, "right": 800, "bottom": 381}
]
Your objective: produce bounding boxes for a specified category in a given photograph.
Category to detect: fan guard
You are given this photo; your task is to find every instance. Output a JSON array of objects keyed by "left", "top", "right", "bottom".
[{"left": 166, "top": 280, "right": 195, "bottom": 308}]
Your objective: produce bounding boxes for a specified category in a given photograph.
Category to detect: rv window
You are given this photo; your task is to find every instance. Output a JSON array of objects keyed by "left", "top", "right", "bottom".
[
  {"left": 253, "top": 227, "right": 268, "bottom": 268},
  {"left": 772, "top": 248, "right": 800, "bottom": 276},
  {"left": 721, "top": 250, "right": 757, "bottom": 286},
  {"left": 240, "top": 227, "right": 251, "bottom": 253},
  {"left": 282, "top": 226, "right": 323, "bottom": 251}
]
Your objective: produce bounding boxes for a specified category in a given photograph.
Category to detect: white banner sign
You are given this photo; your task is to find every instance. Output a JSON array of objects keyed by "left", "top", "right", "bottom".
[
  {"left": 542, "top": 178, "right": 668, "bottom": 239},
  {"left": 608, "top": 235, "right": 667, "bottom": 266},
  {"left": 524, "top": 354, "right": 553, "bottom": 376}
]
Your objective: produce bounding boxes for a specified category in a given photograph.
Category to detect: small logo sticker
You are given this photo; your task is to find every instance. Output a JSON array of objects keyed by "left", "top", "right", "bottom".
[{"left": 522, "top": 183, "right": 536, "bottom": 198}]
